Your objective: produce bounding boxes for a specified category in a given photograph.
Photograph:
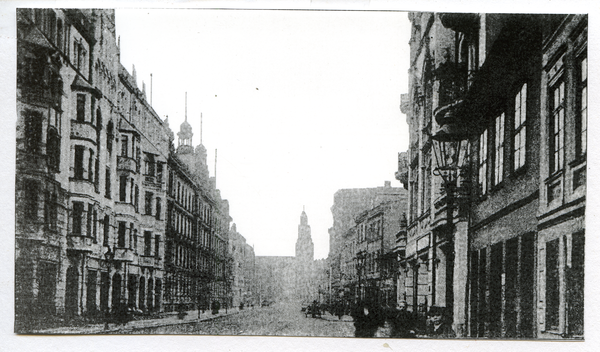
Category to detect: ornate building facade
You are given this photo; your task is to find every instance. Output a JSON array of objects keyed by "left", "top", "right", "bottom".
[
  {"left": 15, "top": 9, "right": 171, "bottom": 330},
  {"left": 400, "top": 12, "right": 586, "bottom": 339},
  {"left": 15, "top": 8, "right": 246, "bottom": 330}
]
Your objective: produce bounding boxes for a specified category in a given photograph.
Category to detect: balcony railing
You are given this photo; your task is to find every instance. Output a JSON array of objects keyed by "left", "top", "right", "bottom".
[
  {"left": 139, "top": 255, "right": 157, "bottom": 268},
  {"left": 67, "top": 234, "right": 95, "bottom": 252},
  {"left": 117, "top": 156, "right": 137, "bottom": 174},
  {"left": 71, "top": 120, "right": 98, "bottom": 143},
  {"left": 114, "top": 247, "right": 134, "bottom": 262}
]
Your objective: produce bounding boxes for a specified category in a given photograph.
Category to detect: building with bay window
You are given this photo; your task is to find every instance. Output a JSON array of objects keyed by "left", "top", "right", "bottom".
[{"left": 400, "top": 12, "right": 586, "bottom": 339}]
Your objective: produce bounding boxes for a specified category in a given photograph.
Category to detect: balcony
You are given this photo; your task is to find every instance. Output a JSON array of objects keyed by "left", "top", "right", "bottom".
[
  {"left": 117, "top": 156, "right": 137, "bottom": 174},
  {"left": 432, "top": 62, "right": 471, "bottom": 142},
  {"left": 67, "top": 234, "right": 94, "bottom": 252},
  {"left": 439, "top": 13, "right": 480, "bottom": 34},
  {"left": 71, "top": 120, "right": 98, "bottom": 144},
  {"left": 70, "top": 178, "right": 95, "bottom": 196},
  {"left": 143, "top": 175, "right": 164, "bottom": 190},
  {"left": 139, "top": 255, "right": 157, "bottom": 268},
  {"left": 114, "top": 247, "right": 134, "bottom": 262}
]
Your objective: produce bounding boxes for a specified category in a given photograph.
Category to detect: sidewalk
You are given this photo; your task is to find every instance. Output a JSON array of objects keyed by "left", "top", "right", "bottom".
[{"left": 30, "top": 307, "right": 251, "bottom": 335}]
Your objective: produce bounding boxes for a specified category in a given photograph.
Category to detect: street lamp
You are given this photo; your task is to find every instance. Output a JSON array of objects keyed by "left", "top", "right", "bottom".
[
  {"left": 103, "top": 246, "right": 115, "bottom": 330},
  {"left": 431, "top": 129, "right": 471, "bottom": 223},
  {"left": 431, "top": 122, "right": 473, "bottom": 337}
]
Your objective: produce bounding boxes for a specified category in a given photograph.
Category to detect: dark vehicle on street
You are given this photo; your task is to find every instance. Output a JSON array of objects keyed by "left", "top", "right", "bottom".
[{"left": 305, "top": 300, "right": 322, "bottom": 318}]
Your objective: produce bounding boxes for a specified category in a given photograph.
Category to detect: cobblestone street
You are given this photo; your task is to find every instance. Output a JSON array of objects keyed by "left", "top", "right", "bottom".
[{"left": 131, "top": 302, "right": 354, "bottom": 337}]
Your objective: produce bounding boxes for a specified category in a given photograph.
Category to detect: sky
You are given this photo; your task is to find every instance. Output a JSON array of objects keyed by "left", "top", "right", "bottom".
[{"left": 115, "top": 8, "right": 411, "bottom": 258}]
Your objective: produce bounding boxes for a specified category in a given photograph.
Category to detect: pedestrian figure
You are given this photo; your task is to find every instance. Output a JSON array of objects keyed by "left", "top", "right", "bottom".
[
  {"left": 351, "top": 300, "right": 384, "bottom": 338},
  {"left": 426, "top": 306, "right": 455, "bottom": 338},
  {"left": 387, "top": 300, "right": 416, "bottom": 338},
  {"left": 111, "top": 300, "right": 130, "bottom": 326}
]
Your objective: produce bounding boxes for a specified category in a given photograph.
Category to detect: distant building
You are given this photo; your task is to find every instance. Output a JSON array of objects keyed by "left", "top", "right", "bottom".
[
  {"left": 255, "top": 256, "right": 296, "bottom": 304},
  {"left": 255, "top": 210, "right": 325, "bottom": 304},
  {"left": 295, "top": 210, "right": 315, "bottom": 302},
  {"left": 327, "top": 181, "right": 407, "bottom": 303},
  {"left": 354, "top": 200, "right": 406, "bottom": 306},
  {"left": 230, "top": 224, "right": 256, "bottom": 308}
]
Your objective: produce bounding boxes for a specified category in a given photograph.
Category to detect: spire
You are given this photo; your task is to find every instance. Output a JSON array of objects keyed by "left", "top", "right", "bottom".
[{"left": 177, "top": 92, "right": 193, "bottom": 150}]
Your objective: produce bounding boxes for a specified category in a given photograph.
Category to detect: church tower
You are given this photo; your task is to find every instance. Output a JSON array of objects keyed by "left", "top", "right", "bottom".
[
  {"left": 295, "top": 209, "right": 314, "bottom": 261},
  {"left": 295, "top": 209, "right": 314, "bottom": 302}
]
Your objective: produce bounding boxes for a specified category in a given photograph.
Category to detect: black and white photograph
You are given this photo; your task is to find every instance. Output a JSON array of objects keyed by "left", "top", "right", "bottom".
[{"left": 3, "top": 0, "right": 597, "bottom": 350}]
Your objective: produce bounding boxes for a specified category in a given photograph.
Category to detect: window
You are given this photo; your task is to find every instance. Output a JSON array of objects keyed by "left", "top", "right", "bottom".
[
  {"left": 549, "top": 81, "right": 565, "bottom": 174},
  {"left": 424, "top": 158, "right": 431, "bottom": 212},
  {"left": 494, "top": 113, "right": 505, "bottom": 185},
  {"left": 513, "top": 84, "right": 527, "bottom": 170},
  {"left": 117, "top": 221, "right": 126, "bottom": 248},
  {"left": 129, "top": 223, "right": 134, "bottom": 249},
  {"left": 76, "top": 94, "right": 86, "bottom": 122},
  {"left": 24, "top": 179, "right": 39, "bottom": 219},
  {"left": 72, "top": 202, "right": 84, "bottom": 235},
  {"left": 88, "top": 149, "right": 95, "bottom": 182},
  {"left": 47, "top": 128, "right": 61, "bottom": 172},
  {"left": 576, "top": 56, "right": 587, "bottom": 157},
  {"left": 145, "top": 192, "right": 153, "bottom": 215},
  {"left": 105, "top": 168, "right": 111, "bottom": 199},
  {"left": 74, "top": 146, "right": 85, "bottom": 179},
  {"left": 75, "top": 40, "right": 86, "bottom": 72},
  {"left": 106, "top": 121, "right": 114, "bottom": 154},
  {"left": 24, "top": 110, "right": 43, "bottom": 154},
  {"left": 119, "top": 175, "right": 127, "bottom": 202},
  {"left": 478, "top": 129, "right": 488, "bottom": 195},
  {"left": 56, "top": 19, "right": 63, "bottom": 51},
  {"left": 156, "top": 198, "right": 162, "bottom": 220},
  {"left": 145, "top": 153, "right": 155, "bottom": 176},
  {"left": 121, "top": 135, "right": 128, "bottom": 157},
  {"left": 44, "top": 190, "right": 57, "bottom": 230},
  {"left": 96, "top": 108, "right": 102, "bottom": 130},
  {"left": 103, "top": 215, "right": 110, "bottom": 246},
  {"left": 157, "top": 163, "right": 163, "bottom": 183},
  {"left": 144, "top": 231, "right": 152, "bottom": 256},
  {"left": 135, "top": 185, "right": 139, "bottom": 211},
  {"left": 87, "top": 204, "right": 93, "bottom": 237},
  {"left": 545, "top": 238, "right": 560, "bottom": 330}
]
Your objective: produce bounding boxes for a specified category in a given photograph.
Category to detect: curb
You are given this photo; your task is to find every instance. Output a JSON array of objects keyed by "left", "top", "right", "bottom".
[{"left": 31, "top": 309, "right": 245, "bottom": 335}]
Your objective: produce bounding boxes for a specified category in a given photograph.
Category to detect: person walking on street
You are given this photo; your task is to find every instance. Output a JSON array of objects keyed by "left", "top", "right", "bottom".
[{"left": 426, "top": 306, "right": 455, "bottom": 338}]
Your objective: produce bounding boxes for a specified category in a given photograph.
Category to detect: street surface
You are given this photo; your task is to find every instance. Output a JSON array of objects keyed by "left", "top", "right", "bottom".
[{"left": 131, "top": 302, "right": 355, "bottom": 337}]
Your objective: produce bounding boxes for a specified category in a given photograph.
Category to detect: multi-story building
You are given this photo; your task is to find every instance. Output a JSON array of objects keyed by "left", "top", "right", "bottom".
[
  {"left": 230, "top": 224, "right": 256, "bottom": 308},
  {"left": 15, "top": 8, "right": 241, "bottom": 330},
  {"left": 401, "top": 12, "right": 586, "bottom": 339},
  {"left": 353, "top": 200, "right": 406, "bottom": 306},
  {"left": 15, "top": 9, "right": 171, "bottom": 330},
  {"left": 327, "top": 181, "right": 407, "bottom": 302},
  {"left": 164, "top": 118, "right": 234, "bottom": 312}
]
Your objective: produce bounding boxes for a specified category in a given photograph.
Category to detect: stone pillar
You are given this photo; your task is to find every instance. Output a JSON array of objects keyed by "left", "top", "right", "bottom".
[{"left": 453, "top": 220, "right": 469, "bottom": 337}]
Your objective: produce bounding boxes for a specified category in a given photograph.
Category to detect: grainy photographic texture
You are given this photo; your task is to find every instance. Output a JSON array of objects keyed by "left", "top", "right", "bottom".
[{"left": 15, "top": 8, "right": 585, "bottom": 340}]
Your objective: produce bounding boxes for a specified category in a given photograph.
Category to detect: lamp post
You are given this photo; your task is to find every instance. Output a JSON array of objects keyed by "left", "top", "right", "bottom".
[
  {"left": 431, "top": 129, "right": 471, "bottom": 337},
  {"left": 103, "top": 246, "right": 115, "bottom": 330}
]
